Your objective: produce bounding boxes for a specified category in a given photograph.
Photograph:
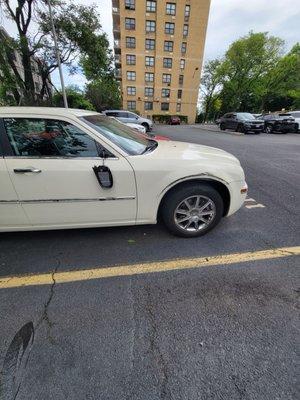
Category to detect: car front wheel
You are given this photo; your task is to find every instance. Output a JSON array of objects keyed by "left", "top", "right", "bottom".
[
  {"left": 141, "top": 122, "right": 150, "bottom": 132},
  {"left": 265, "top": 125, "right": 273, "bottom": 134},
  {"left": 220, "top": 123, "right": 226, "bottom": 130},
  {"left": 161, "top": 184, "right": 224, "bottom": 237}
]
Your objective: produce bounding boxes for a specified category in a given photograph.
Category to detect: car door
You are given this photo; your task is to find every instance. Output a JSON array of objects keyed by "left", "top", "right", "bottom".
[
  {"left": 0, "top": 120, "right": 30, "bottom": 229},
  {"left": 229, "top": 114, "right": 238, "bottom": 130},
  {"left": 116, "top": 112, "right": 130, "bottom": 123},
  {"left": 125, "top": 112, "right": 139, "bottom": 124},
  {"left": 2, "top": 116, "right": 137, "bottom": 228}
]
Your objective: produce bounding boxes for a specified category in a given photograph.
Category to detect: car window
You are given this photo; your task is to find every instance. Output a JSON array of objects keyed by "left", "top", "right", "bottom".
[
  {"left": 105, "top": 112, "right": 118, "bottom": 117},
  {"left": 117, "top": 112, "right": 129, "bottom": 118},
  {"left": 290, "top": 112, "right": 300, "bottom": 118},
  {"left": 3, "top": 118, "right": 100, "bottom": 157},
  {"left": 82, "top": 114, "right": 149, "bottom": 155},
  {"left": 237, "top": 113, "right": 255, "bottom": 120},
  {"left": 127, "top": 112, "right": 138, "bottom": 118}
]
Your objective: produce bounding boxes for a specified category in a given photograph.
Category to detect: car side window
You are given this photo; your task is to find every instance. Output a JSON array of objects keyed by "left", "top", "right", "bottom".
[
  {"left": 3, "top": 118, "right": 100, "bottom": 158},
  {"left": 117, "top": 112, "right": 129, "bottom": 118}
]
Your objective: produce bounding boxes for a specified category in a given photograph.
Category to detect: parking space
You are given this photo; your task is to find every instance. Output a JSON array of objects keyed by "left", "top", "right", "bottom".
[{"left": 0, "top": 125, "right": 299, "bottom": 400}]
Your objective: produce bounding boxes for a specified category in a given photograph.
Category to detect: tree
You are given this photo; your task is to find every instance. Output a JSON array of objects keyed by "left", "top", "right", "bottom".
[
  {"left": 86, "top": 78, "right": 122, "bottom": 112},
  {"left": 200, "top": 59, "right": 224, "bottom": 121},
  {"left": 0, "top": 0, "right": 112, "bottom": 105},
  {"left": 53, "top": 85, "right": 94, "bottom": 110},
  {"left": 219, "top": 32, "right": 284, "bottom": 113}
]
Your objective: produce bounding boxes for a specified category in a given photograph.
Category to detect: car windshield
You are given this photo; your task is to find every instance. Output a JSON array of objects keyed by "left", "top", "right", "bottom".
[
  {"left": 238, "top": 113, "right": 255, "bottom": 120},
  {"left": 81, "top": 114, "right": 149, "bottom": 155}
]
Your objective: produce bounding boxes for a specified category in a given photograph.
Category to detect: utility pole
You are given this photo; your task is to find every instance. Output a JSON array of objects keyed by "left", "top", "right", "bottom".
[
  {"left": 47, "top": 0, "right": 68, "bottom": 108},
  {"left": 188, "top": 67, "right": 199, "bottom": 123}
]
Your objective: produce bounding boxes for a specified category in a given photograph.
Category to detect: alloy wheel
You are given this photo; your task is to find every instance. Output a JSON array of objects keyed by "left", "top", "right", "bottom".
[{"left": 174, "top": 195, "right": 216, "bottom": 232}]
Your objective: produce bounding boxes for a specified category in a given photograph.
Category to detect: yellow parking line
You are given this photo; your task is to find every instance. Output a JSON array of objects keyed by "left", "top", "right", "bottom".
[{"left": 0, "top": 246, "right": 299, "bottom": 290}]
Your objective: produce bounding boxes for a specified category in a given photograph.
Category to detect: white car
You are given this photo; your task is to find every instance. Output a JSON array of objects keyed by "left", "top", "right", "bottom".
[
  {"left": 284, "top": 111, "right": 300, "bottom": 131},
  {"left": 0, "top": 107, "right": 247, "bottom": 237},
  {"left": 103, "top": 110, "right": 153, "bottom": 132},
  {"left": 125, "top": 122, "right": 146, "bottom": 134}
]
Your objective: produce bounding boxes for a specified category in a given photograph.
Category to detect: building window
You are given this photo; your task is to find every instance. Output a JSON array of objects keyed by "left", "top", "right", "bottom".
[
  {"left": 180, "top": 59, "right": 186, "bottom": 69},
  {"left": 165, "top": 22, "right": 175, "bottom": 35},
  {"left": 145, "top": 38, "right": 155, "bottom": 50},
  {"left": 145, "top": 101, "right": 153, "bottom": 110},
  {"left": 145, "top": 72, "right": 154, "bottom": 82},
  {"left": 127, "top": 101, "right": 136, "bottom": 110},
  {"left": 185, "top": 5, "right": 191, "bottom": 18},
  {"left": 146, "top": 1, "right": 156, "bottom": 12},
  {"left": 125, "top": 0, "right": 135, "bottom": 10},
  {"left": 127, "top": 71, "right": 136, "bottom": 81},
  {"left": 146, "top": 20, "right": 156, "bottom": 32},
  {"left": 183, "top": 24, "right": 189, "bottom": 37},
  {"left": 145, "top": 87, "right": 154, "bottom": 97},
  {"left": 126, "top": 54, "right": 136, "bottom": 65},
  {"left": 181, "top": 42, "right": 187, "bottom": 54},
  {"left": 166, "top": 3, "right": 176, "bottom": 15},
  {"left": 126, "top": 36, "right": 136, "bottom": 48},
  {"left": 127, "top": 86, "right": 136, "bottom": 96},
  {"left": 163, "top": 58, "right": 172, "bottom": 68},
  {"left": 162, "top": 88, "right": 170, "bottom": 98},
  {"left": 176, "top": 103, "right": 181, "bottom": 112},
  {"left": 125, "top": 18, "right": 135, "bottom": 30},
  {"left": 161, "top": 102, "right": 170, "bottom": 111},
  {"left": 164, "top": 40, "right": 173, "bottom": 52},
  {"left": 145, "top": 56, "right": 155, "bottom": 67},
  {"left": 179, "top": 74, "right": 184, "bottom": 85},
  {"left": 162, "top": 73, "right": 171, "bottom": 84},
  {"left": 177, "top": 89, "right": 182, "bottom": 99}
]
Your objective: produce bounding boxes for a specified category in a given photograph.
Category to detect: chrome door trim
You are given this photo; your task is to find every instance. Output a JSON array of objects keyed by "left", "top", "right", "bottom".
[{"left": 0, "top": 196, "right": 135, "bottom": 205}]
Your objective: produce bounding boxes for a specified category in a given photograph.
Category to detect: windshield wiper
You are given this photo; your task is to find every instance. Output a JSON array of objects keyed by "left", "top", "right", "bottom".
[{"left": 142, "top": 140, "right": 158, "bottom": 154}]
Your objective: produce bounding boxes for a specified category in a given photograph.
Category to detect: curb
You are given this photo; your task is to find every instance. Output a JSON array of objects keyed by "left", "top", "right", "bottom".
[{"left": 192, "top": 125, "right": 244, "bottom": 136}]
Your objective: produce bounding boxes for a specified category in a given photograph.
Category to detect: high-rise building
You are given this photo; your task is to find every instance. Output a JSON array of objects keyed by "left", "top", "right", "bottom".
[{"left": 112, "top": 0, "right": 210, "bottom": 123}]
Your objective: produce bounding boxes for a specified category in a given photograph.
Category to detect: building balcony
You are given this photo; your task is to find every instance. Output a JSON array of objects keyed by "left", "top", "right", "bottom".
[
  {"left": 114, "top": 39, "right": 121, "bottom": 55},
  {"left": 115, "top": 69, "right": 122, "bottom": 80},
  {"left": 115, "top": 54, "right": 122, "bottom": 67},
  {"left": 112, "top": 0, "right": 120, "bottom": 9}
]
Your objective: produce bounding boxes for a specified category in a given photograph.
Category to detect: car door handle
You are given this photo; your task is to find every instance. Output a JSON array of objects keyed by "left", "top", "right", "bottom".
[{"left": 14, "top": 168, "right": 41, "bottom": 174}]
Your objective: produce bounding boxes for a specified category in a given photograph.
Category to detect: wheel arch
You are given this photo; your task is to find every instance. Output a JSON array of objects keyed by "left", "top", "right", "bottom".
[{"left": 157, "top": 178, "right": 231, "bottom": 219}]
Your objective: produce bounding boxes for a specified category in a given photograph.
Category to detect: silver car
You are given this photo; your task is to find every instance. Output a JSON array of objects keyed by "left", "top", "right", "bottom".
[{"left": 103, "top": 110, "right": 153, "bottom": 132}]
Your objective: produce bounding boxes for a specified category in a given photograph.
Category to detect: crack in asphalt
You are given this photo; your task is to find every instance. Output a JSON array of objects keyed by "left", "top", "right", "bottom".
[
  {"left": 145, "top": 287, "right": 172, "bottom": 400},
  {"left": 36, "top": 261, "right": 60, "bottom": 344}
]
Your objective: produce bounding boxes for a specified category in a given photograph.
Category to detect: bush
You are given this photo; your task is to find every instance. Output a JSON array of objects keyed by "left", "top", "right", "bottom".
[{"left": 152, "top": 114, "right": 188, "bottom": 123}]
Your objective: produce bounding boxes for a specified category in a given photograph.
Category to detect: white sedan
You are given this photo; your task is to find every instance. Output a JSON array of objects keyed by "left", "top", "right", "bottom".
[{"left": 0, "top": 107, "right": 247, "bottom": 237}]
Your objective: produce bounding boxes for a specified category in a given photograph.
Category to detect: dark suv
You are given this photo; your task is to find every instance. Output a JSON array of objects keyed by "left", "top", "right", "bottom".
[
  {"left": 219, "top": 112, "right": 264, "bottom": 134},
  {"left": 260, "top": 114, "right": 298, "bottom": 133}
]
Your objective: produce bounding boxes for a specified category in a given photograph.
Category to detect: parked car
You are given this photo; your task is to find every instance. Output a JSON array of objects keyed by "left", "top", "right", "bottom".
[
  {"left": 168, "top": 116, "right": 181, "bottom": 125},
  {"left": 219, "top": 112, "right": 264, "bottom": 134},
  {"left": 260, "top": 113, "right": 298, "bottom": 133},
  {"left": 281, "top": 111, "right": 300, "bottom": 132},
  {"left": 0, "top": 107, "right": 247, "bottom": 237},
  {"left": 103, "top": 110, "right": 153, "bottom": 132},
  {"left": 124, "top": 122, "right": 146, "bottom": 134}
]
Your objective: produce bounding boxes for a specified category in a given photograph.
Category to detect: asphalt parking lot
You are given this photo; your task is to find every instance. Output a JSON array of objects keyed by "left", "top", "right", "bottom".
[{"left": 0, "top": 125, "right": 299, "bottom": 400}]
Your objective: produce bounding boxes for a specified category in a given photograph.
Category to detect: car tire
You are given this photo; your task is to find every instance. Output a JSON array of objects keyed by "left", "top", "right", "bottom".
[
  {"left": 161, "top": 183, "right": 224, "bottom": 238},
  {"left": 265, "top": 125, "right": 273, "bottom": 134},
  {"left": 141, "top": 122, "right": 150, "bottom": 132},
  {"left": 236, "top": 123, "right": 245, "bottom": 133},
  {"left": 220, "top": 123, "right": 226, "bottom": 131}
]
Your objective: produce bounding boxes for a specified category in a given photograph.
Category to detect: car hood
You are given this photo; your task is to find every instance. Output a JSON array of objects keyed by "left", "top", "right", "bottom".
[{"left": 146, "top": 140, "right": 241, "bottom": 166}]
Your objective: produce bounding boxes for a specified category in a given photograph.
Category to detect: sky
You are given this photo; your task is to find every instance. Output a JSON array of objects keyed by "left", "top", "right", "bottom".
[{"left": 1, "top": 0, "right": 299, "bottom": 89}]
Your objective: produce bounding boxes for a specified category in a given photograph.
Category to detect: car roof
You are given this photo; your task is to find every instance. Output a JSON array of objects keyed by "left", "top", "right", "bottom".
[{"left": 0, "top": 107, "right": 99, "bottom": 117}]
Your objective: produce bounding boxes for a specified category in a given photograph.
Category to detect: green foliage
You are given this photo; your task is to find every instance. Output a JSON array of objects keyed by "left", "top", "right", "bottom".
[
  {"left": 201, "top": 32, "right": 300, "bottom": 120},
  {"left": 0, "top": 0, "right": 116, "bottom": 106},
  {"left": 53, "top": 86, "right": 94, "bottom": 110},
  {"left": 85, "top": 77, "right": 121, "bottom": 111}
]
